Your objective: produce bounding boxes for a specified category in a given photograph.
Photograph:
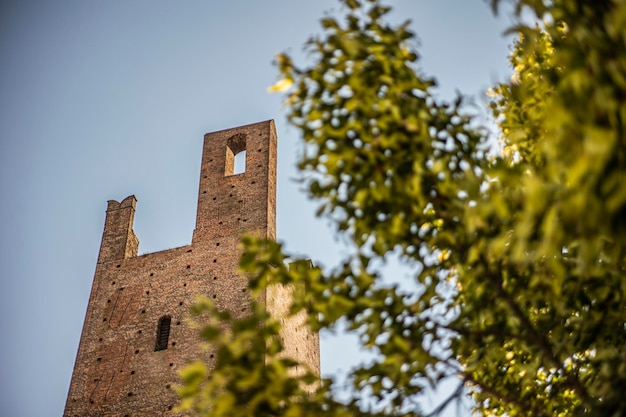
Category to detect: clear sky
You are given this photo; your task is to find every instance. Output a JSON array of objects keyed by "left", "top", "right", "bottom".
[{"left": 0, "top": 1, "right": 514, "bottom": 415}]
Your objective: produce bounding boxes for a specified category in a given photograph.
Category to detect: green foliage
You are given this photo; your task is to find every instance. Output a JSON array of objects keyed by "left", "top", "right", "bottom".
[
  {"left": 176, "top": 273, "right": 319, "bottom": 416},
  {"left": 179, "top": 0, "right": 626, "bottom": 415}
]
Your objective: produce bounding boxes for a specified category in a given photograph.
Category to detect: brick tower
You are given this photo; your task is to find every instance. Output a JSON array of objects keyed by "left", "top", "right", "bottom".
[{"left": 64, "top": 120, "right": 320, "bottom": 416}]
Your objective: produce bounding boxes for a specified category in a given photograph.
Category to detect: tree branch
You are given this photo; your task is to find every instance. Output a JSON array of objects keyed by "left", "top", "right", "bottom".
[{"left": 485, "top": 268, "right": 593, "bottom": 406}]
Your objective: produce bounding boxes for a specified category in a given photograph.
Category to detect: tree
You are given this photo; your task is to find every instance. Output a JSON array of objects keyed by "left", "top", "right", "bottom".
[{"left": 177, "top": 0, "right": 626, "bottom": 415}]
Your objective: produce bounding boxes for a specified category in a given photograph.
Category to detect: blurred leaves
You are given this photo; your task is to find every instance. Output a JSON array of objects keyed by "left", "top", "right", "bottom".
[{"left": 179, "top": 0, "right": 626, "bottom": 416}]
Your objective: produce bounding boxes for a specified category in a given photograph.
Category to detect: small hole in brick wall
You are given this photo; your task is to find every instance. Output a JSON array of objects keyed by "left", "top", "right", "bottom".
[
  {"left": 131, "top": 370, "right": 135, "bottom": 375},
  {"left": 216, "top": 242, "right": 220, "bottom": 246},
  {"left": 231, "top": 185, "right": 235, "bottom": 188},
  {"left": 237, "top": 217, "right": 241, "bottom": 221},
  {"left": 171, "top": 342, "right": 176, "bottom": 347},
  {"left": 187, "top": 265, "right": 190, "bottom": 269},
  {"left": 116, "top": 264, "right": 121, "bottom": 268},
  {"left": 210, "top": 354, "right": 214, "bottom": 358},
  {"left": 146, "top": 291, "right": 149, "bottom": 295},
  {"left": 212, "top": 294, "right": 216, "bottom": 299},
  {"left": 242, "top": 288, "right": 246, "bottom": 292},
  {"left": 99, "top": 338, "right": 103, "bottom": 342},
  {"left": 166, "top": 384, "right": 171, "bottom": 389},
  {"left": 183, "top": 283, "right": 187, "bottom": 287},
  {"left": 229, "top": 194, "right": 233, "bottom": 197},
  {"left": 141, "top": 309, "right": 146, "bottom": 314},
  {"left": 107, "top": 299, "right": 111, "bottom": 303},
  {"left": 258, "top": 147, "right": 262, "bottom": 151},
  {"left": 97, "top": 358, "right": 102, "bottom": 362},
  {"left": 169, "top": 363, "right": 174, "bottom": 367},
  {"left": 209, "top": 158, "right": 213, "bottom": 162},
  {"left": 168, "top": 405, "right": 173, "bottom": 410},
  {"left": 103, "top": 318, "right": 107, "bottom": 322},
  {"left": 252, "top": 180, "right": 257, "bottom": 184},
  {"left": 111, "top": 281, "right": 115, "bottom": 285},
  {"left": 138, "top": 330, "right": 142, "bottom": 334},
  {"left": 176, "top": 321, "right": 180, "bottom": 325},
  {"left": 238, "top": 200, "right": 243, "bottom": 203},
  {"left": 213, "top": 277, "right": 217, "bottom": 280},
  {"left": 212, "top": 197, "right": 216, "bottom": 201},
  {"left": 150, "top": 273, "right": 154, "bottom": 276},
  {"left": 119, "top": 287, "right": 124, "bottom": 291},
  {"left": 243, "top": 219, "right": 248, "bottom": 222},
  {"left": 90, "top": 400, "right": 94, "bottom": 404},
  {"left": 135, "top": 350, "right": 139, "bottom": 354},
  {"left": 179, "top": 301, "right": 183, "bottom": 306},
  {"left": 218, "top": 221, "right": 223, "bottom": 225},
  {"left": 203, "top": 175, "right": 207, "bottom": 178},
  {"left": 202, "top": 191, "right": 206, "bottom": 194},
  {"left": 187, "top": 249, "right": 192, "bottom": 253},
  {"left": 213, "top": 259, "right": 217, "bottom": 263},
  {"left": 241, "top": 308, "right": 246, "bottom": 312},
  {"left": 127, "top": 392, "right": 133, "bottom": 397}
]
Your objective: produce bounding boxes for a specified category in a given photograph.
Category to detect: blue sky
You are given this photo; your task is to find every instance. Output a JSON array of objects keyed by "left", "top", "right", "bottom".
[{"left": 0, "top": 1, "right": 514, "bottom": 415}]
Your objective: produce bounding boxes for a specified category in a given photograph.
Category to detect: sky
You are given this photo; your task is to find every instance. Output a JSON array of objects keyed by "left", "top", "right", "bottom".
[{"left": 0, "top": 1, "right": 514, "bottom": 415}]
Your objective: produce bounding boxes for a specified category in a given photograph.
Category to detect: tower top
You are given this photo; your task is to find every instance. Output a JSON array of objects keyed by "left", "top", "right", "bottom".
[{"left": 193, "top": 120, "right": 277, "bottom": 244}]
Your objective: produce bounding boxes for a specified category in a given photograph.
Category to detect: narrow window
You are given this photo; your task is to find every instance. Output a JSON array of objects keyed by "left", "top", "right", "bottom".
[
  {"left": 233, "top": 150, "right": 246, "bottom": 174},
  {"left": 225, "top": 133, "right": 247, "bottom": 176},
  {"left": 155, "top": 316, "right": 171, "bottom": 351}
]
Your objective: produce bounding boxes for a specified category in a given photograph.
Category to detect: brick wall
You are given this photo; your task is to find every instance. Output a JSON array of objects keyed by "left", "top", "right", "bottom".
[{"left": 64, "top": 120, "right": 320, "bottom": 416}]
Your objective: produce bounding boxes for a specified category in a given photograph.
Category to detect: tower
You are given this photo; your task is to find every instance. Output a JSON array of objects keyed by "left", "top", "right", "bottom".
[{"left": 64, "top": 120, "right": 320, "bottom": 416}]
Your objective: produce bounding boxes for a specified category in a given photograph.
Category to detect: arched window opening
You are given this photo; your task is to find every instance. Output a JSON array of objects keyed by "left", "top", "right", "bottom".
[
  {"left": 233, "top": 150, "right": 246, "bottom": 174},
  {"left": 225, "top": 133, "right": 247, "bottom": 176},
  {"left": 155, "top": 316, "right": 171, "bottom": 351}
]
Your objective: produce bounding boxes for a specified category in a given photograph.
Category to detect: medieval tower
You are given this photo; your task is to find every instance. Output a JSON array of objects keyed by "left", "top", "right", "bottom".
[{"left": 64, "top": 120, "right": 320, "bottom": 416}]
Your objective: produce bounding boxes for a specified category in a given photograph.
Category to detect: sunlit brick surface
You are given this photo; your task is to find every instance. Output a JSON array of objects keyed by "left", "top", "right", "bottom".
[{"left": 64, "top": 121, "right": 319, "bottom": 416}]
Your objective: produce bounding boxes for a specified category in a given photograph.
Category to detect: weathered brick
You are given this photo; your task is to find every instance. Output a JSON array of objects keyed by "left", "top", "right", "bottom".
[{"left": 64, "top": 121, "right": 320, "bottom": 417}]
